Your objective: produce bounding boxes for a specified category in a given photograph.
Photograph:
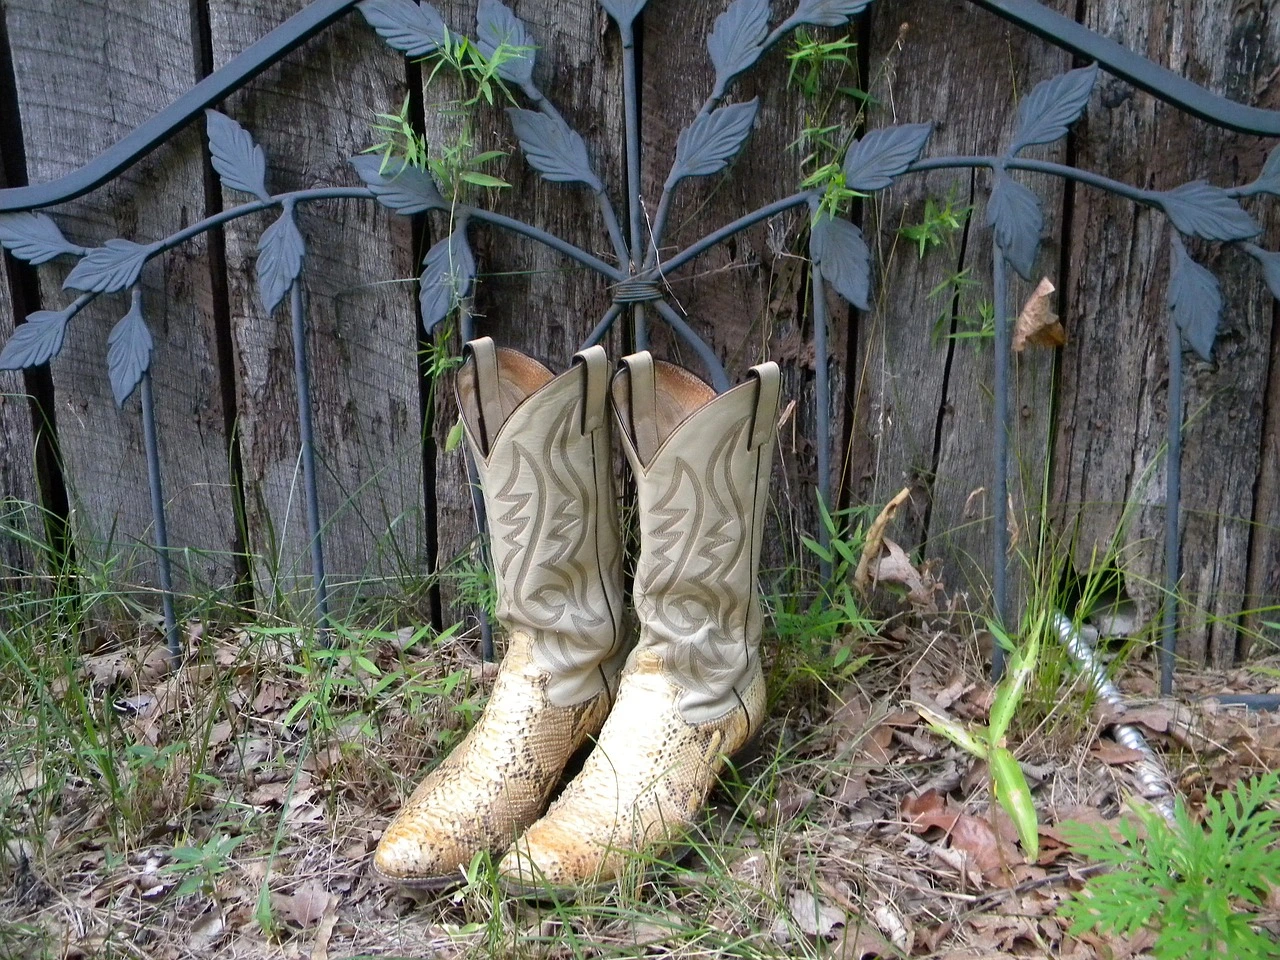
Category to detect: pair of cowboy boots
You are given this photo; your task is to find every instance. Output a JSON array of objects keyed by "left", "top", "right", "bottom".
[{"left": 373, "top": 337, "right": 782, "bottom": 893}]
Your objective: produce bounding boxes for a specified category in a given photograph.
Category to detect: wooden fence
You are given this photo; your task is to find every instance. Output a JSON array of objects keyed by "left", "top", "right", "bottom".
[{"left": 0, "top": 0, "right": 1277, "bottom": 666}]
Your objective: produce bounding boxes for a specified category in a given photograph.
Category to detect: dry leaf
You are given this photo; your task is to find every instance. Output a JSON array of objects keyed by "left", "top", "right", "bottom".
[
  {"left": 787, "top": 888, "right": 845, "bottom": 938},
  {"left": 1090, "top": 740, "right": 1147, "bottom": 765},
  {"left": 1013, "top": 277, "right": 1066, "bottom": 352},
  {"left": 277, "top": 881, "right": 332, "bottom": 928},
  {"left": 854, "top": 487, "right": 911, "bottom": 594},
  {"left": 872, "top": 901, "right": 912, "bottom": 953},
  {"left": 872, "top": 539, "right": 929, "bottom": 600},
  {"left": 188, "top": 908, "right": 225, "bottom": 954},
  {"left": 309, "top": 897, "right": 340, "bottom": 960}
]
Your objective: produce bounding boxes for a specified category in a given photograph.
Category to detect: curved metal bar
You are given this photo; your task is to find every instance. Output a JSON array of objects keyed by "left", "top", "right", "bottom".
[
  {"left": 518, "top": 82, "right": 630, "bottom": 266},
  {"left": 464, "top": 208, "right": 625, "bottom": 281},
  {"left": 0, "top": 0, "right": 362, "bottom": 213},
  {"left": 146, "top": 188, "right": 620, "bottom": 286},
  {"left": 583, "top": 303, "right": 625, "bottom": 349},
  {"left": 910, "top": 157, "right": 1157, "bottom": 206},
  {"left": 649, "top": 300, "right": 731, "bottom": 393},
  {"left": 966, "top": 0, "right": 1280, "bottom": 136},
  {"left": 659, "top": 191, "right": 816, "bottom": 278}
]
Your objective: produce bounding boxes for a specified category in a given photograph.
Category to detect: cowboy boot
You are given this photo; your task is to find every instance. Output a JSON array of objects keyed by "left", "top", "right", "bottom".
[
  {"left": 497, "top": 351, "right": 782, "bottom": 892},
  {"left": 373, "top": 337, "right": 625, "bottom": 887}
]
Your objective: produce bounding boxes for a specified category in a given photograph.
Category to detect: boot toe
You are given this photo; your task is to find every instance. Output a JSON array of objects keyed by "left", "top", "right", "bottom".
[
  {"left": 498, "top": 820, "right": 602, "bottom": 892},
  {"left": 372, "top": 830, "right": 470, "bottom": 889}
]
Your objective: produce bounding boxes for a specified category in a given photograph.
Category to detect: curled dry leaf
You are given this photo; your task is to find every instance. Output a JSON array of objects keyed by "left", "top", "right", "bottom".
[
  {"left": 1013, "top": 277, "right": 1066, "bottom": 352},
  {"left": 787, "top": 887, "right": 846, "bottom": 938},
  {"left": 853, "top": 486, "right": 911, "bottom": 594}
]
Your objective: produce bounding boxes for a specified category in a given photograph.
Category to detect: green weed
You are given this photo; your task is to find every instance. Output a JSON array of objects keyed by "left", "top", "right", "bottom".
[{"left": 1059, "top": 772, "right": 1280, "bottom": 959}]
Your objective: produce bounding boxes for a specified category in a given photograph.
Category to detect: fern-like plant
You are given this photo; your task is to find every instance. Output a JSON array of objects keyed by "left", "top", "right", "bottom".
[{"left": 1058, "top": 771, "right": 1280, "bottom": 959}]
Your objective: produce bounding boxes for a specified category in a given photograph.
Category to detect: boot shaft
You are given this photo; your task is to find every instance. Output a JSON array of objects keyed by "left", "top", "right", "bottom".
[
  {"left": 456, "top": 338, "right": 624, "bottom": 706},
  {"left": 611, "top": 352, "right": 781, "bottom": 724}
]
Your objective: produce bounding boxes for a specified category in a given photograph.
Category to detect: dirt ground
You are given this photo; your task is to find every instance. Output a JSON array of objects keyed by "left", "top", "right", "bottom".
[{"left": 2, "top": 589, "right": 1279, "bottom": 959}]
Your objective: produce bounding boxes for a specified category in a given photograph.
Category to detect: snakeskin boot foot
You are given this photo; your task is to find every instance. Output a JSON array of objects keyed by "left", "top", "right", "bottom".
[
  {"left": 373, "top": 338, "right": 625, "bottom": 889},
  {"left": 497, "top": 352, "right": 782, "bottom": 894}
]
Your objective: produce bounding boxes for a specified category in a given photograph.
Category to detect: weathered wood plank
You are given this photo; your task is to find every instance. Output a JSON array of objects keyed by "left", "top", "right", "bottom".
[
  {"left": 1057, "top": 0, "right": 1280, "bottom": 666},
  {"left": 0, "top": 259, "right": 38, "bottom": 581},
  {"left": 207, "top": 0, "right": 425, "bottom": 615},
  {"left": 639, "top": 0, "right": 847, "bottom": 583},
  {"left": 856, "top": 0, "right": 1069, "bottom": 611},
  {"left": 423, "top": 0, "right": 627, "bottom": 623},
  {"left": 3, "top": 0, "right": 238, "bottom": 597},
  {"left": 1245, "top": 297, "right": 1280, "bottom": 657}
]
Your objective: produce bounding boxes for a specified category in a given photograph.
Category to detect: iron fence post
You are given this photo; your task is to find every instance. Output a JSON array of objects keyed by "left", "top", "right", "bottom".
[
  {"left": 289, "top": 280, "right": 330, "bottom": 634},
  {"left": 139, "top": 368, "right": 181, "bottom": 662}
]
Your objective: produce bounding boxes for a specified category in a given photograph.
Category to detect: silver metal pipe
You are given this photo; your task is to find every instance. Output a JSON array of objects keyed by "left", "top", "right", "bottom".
[{"left": 1050, "top": 610, "right": 1177, "bottom": 822}]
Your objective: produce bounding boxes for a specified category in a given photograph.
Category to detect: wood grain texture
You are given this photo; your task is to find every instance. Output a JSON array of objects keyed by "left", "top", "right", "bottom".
[
  {"left": 207, "top": 0, "right": 425, "bottom": 615},
  {"left": 639, "top": 0, "right": 848, "bottom": 582},
  {"left": 1057, "top": 0, "right": 1280, "bottom": 666},
  {"left": 3, "top": 0, "right": 238, "bottom": 596},
  {"left": 855, "top": 0, "right": 1068, "bottom": 610},
  {"left": 0, "top": 261, "right": 38, "bottom": 580},
  {"left": 423, "top": 0, "right": 627, "bottom": 622}
]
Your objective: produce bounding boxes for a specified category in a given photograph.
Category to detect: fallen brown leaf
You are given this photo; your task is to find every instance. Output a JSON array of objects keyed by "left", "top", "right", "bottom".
[
  {"left": 1090, "top": 740, "right": 1147, "bottom": 765},
  {"left": 854, "top": 487, "right": 912, "bottom": 594},
  {"left": 1013, "top": 277, "right": 1066, "bottom": 352},
  {"left": 276, "top": 881, "right": 333, "bottom": 928}
]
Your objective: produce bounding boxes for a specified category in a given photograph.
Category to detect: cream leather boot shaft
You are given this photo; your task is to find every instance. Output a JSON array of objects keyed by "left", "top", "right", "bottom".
[
  {"left": 374, "top": 338, "right": 625, "bottom": 887},
  {"left": 498, "top": 352, "right": 781, "bottom": 891}
]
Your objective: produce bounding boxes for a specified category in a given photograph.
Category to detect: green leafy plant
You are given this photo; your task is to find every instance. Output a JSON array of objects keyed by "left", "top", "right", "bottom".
[
  {"left": 785, "top": 29, "right": 872, "bottom": 222},
  {"left": 926, "top": 268, "right": 996, "bottom": 347},
  {"left": 900, "top": 188, "right": 973, "bottom": 258},
  {"left": 1058, "top": 772, "right": 1280, "bottom": 959},
  {"left": 365, "top": 27, "right": 531, "bottom": 198},
  {"left": 911, "top": 618, "right": 1043, "bottom": 861},
  {"left": 162, "top": 832, "right": 247, "bottom": 898}
]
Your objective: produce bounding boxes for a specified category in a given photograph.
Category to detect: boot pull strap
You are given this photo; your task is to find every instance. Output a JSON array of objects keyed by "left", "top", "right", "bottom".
[
  {"left": 619, "top": 351, "right": 660, "bottom": 464},
  {"left": 573, "top": 345, "right": 609, "bottom": 435},
  {"left": 464, "top": 337, "right": 505, "bottom": 457},
  {"left": 747, "top": 361, "right": 782, "bottom": 452}
]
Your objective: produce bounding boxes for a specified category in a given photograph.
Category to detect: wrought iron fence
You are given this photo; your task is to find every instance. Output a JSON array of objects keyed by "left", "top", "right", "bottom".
[{"left": 1, "top": 0, "right": 1278, "bottom": 695}]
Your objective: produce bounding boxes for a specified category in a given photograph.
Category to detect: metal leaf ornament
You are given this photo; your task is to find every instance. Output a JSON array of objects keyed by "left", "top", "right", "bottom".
[
  {"left": 842, "top": 123, "right": 933, "bottom": 191},
  {"left": 1168, "top": 236, "right": 1222, "bottom": 362},
  {"left": 0, "top": 308, "right": 73, "bottom": 370},
  {"left": 257, "top": 208, "right": 305, "bottom": 314},
  {"left": 707, "top": 0, "right": 770, "bottom": 92},
  {"left": 597, "top": 0, "right": 649, "bottom": 28},
  {"left": 1253, "top": 247, "right": 1280, "bottom": 302},
  {"left": 1009, "top": 64, "right": 1098, "bottom": 154},
  {"left": 357, "top": 0, "right": 447, "bottom": 57},
  {"left": 0, "top": 212, "right": 85, "bottom": 264},
  {"left": 420, "top": 228, "right": 475, "bottom": 332},
  {"left": 350, "top": 155, "right": 448, "bottom": 213},
  {"left": 667, "top": 99, "right": 760, "bottom": 187},
  {"left": 789, "top": 0, "right": 874, "bottom": 27},
  {"left": 476, "top": 0, "right": 534, "bottom": 86},
  {"left": 811, "top": 215, "right": 872, "bottom": 311},
  {"left": 1257, "top": 145, "right": 1280, "bottom": 196},
  {"left": 64, "top": 239, "right": 153, "bottom": 293},
  {"left": 988, "top": 172, "right": 1043, "bottom": 280},
  {"left": 1160, "top": 181, "right": 1261, "bottom": 242},
  {"left": 107, "top": 293, "right": 153, "bottom": 407},
  {"left": 205, "top": 110, "right": 270, "bottom": 202},
  {"left": 506, "top": 109, "right": 602, "bottom": 190}
]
